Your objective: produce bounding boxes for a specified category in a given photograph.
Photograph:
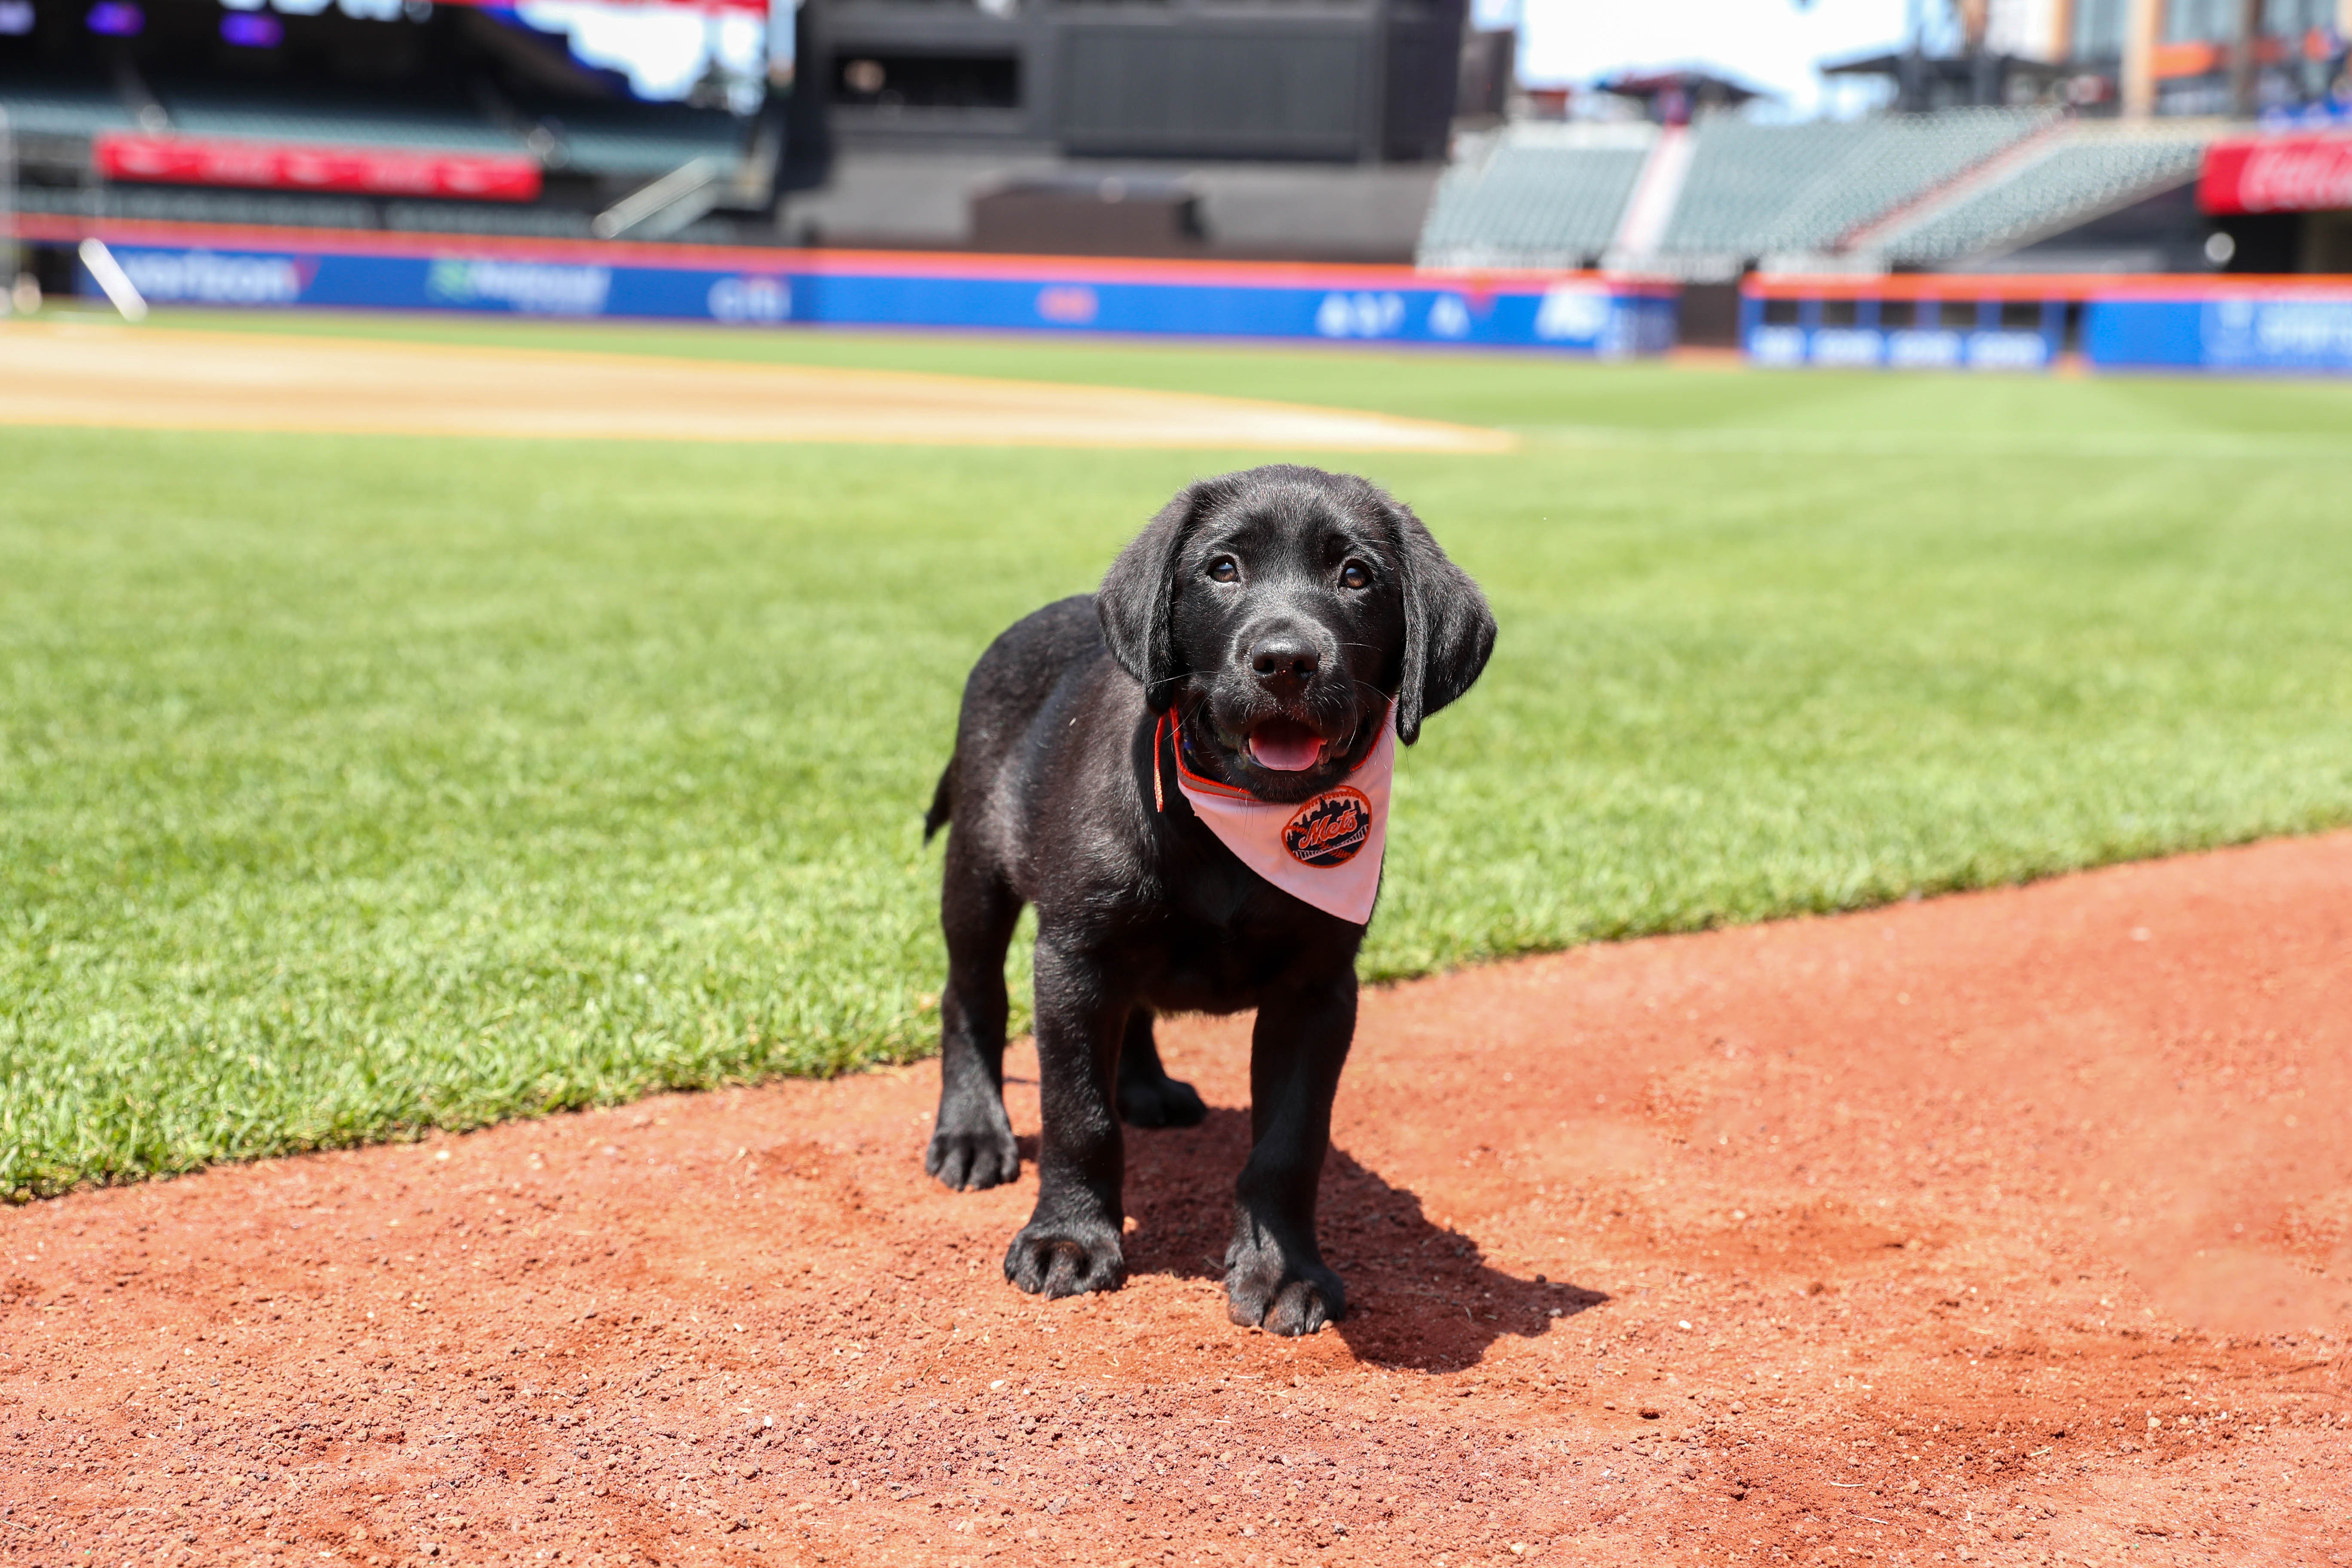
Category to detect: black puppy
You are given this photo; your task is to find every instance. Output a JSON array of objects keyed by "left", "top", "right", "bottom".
[{"left": 921, "top": 464, "right": 1494, "bottom": 1335}]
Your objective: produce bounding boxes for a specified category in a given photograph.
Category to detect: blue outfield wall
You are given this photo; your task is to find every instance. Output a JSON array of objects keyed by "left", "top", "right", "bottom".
[
  {"left": 58, "top": 227, "right": 2352, "bottom": 374},
  {"left": 2087, "top": 292, "right": 2352, "bottom": 374},
  {"left": 1742, "top": 276, "right": 2352, "bottom": 375},
  {"left": 68, "top": 227, "right": 1678, "bottom": 356},
  {"left": 782, "top": 269, "right": 1679, "bottom": 354},
  {"left": 1740, "top": 291, "right": 2064, "bottom": 372}
]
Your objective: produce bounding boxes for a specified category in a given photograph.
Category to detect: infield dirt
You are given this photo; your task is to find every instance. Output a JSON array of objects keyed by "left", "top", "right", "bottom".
[
  {"left": 0, "top": 321, "right": 1511, "bottom": 452},
  {"left": 5, "top": 835, "right": 2350, "bottom": 1566}
]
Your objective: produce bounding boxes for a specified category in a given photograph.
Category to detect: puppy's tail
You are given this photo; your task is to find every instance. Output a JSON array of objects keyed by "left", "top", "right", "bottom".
[{"left": 922, "top": 763, "right": 953, "bottom": 844}]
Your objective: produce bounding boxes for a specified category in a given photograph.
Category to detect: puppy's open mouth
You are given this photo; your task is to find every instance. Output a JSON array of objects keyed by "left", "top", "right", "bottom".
[{"left": 1245, "top": 718, "right": 1335, "bottom": 773}]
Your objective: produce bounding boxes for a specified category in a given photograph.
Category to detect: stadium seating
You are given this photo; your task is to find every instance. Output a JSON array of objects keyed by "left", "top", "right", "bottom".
[
  {"left": 521, "top": 101, "right": 746, "bottom": 179},
  {"left": 1415, "top": 107, "right": 2213, "bottom": 275},
  {"left": 0, "top": 70, "right": 135, "bottom": 137},
  {"left": 1659, "top": 108, "right": 2054, "bottom": 260},
  {"left": 383, "top": 200, "right": 747, "bottom": 242},
  {"left": 151, "top": 81, "right": 526, "bottom": 155},
  {"left": 1876, "top": 123, "right": 2215, "bottom": 264},
  {"left": 69, "top": 77, "right": 747, "bottom": 183},
  {"left": 1, "top": 9, "right": 764, "bottom": 260},
  {"left": 1415, "top": 122, "right": 1654, "bottom": 269},
  {"left": 1657, "top": 116, "right": 1876, "bottom": 257},
  {"left": 1757, "top": 107, "right": 2055, "bottom": 254},
  {"left": 57, "top": 184, "right": 378, "bottom": 231},
  {"left": 384, "top": 201, "right": 594, "bottom": 238},
  {"left": 6, "top": 177, "right": 762, "bottom": 245}
]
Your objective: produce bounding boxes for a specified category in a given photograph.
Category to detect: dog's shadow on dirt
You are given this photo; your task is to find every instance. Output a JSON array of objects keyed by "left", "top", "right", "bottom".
[{"left": 1118, "top": 1107, "right": 1607, "bottom": 1372}]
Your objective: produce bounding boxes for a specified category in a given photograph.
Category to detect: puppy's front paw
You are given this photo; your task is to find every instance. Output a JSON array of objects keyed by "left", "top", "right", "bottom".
[
  {"left": 1003, "top": 1219, "right": 1124, "bottom": 1298},
  {"left": 925, "top": 1114, "right": 1020, "bottom": 1191},
  {"left": 1115, "top": 1072, "right": 1207, "bottom": 1129},
  {"left": 1225, "top": 1232, "right": 1344, "bottom": 1335}
]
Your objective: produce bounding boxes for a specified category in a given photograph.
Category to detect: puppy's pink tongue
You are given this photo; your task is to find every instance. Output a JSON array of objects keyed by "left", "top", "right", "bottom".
[{"left": 1247, "top": 723, "right": 1324, "bottom": 772}]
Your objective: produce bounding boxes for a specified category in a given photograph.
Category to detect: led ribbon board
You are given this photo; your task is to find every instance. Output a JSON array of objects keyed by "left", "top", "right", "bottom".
[{"left": 94, "top": 133, "right": 543, "bottom": 202}]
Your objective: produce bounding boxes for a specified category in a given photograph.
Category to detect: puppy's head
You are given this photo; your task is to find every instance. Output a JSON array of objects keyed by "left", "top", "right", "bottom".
[{"left": 1099, "top": 465, "right": 1495, "bottom": 804}]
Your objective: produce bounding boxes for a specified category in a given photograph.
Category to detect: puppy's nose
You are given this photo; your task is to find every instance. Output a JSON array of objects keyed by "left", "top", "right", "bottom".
[{"left": 1249, "top": 634, "right": 1320, "bottom": 692}]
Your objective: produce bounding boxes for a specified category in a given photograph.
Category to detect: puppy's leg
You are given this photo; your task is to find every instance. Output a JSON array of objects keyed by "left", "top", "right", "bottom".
[
  {"left": 1004, "top": 935, "right": 1127, "bottom": 1297},
  {"left": 1114, "top": 1008, "right": 1207, "bottom": 1129},
  {"left": 1224, "top": 974, "right": 1355, "bottom": 1335},
  {"left": 925, "top": 837, "right": 1023, "bottom": 1191}
]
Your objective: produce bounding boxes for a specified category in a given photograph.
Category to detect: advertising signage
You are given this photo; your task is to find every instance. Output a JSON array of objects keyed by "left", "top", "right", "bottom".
[
  {"left": 2199, "top": 133, "right": 2352, "bottom": 215},
  {"left": 53, "top": 226, "right": 1675, "bottom": 355},
  {"left": 95, "top": 134, "right": 542, "bottom": 203}
]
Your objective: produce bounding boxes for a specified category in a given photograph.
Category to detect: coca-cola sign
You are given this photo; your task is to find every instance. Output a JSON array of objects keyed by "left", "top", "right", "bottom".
[
  {"left": 95, "top": 132, "right": 542, "bottom": 203},
  {"left": 2199, "top": 133, "right": 2352, "bottom": 215}
]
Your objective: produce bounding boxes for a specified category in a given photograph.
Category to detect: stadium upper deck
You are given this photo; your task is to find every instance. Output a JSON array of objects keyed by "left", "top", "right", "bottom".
[
  {"left": 0, "top": 0, "right": 768, "bottom": 247},
  {"left": 1416, "top": 108, "right": 2231, "bottom": 277}
]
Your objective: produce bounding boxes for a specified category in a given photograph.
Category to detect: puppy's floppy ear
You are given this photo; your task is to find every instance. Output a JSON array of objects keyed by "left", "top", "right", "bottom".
[
  {"left": 1392, "top": 502, "right": 1496, "bottom": 746},
  {"left": 1099, "top": 478, "right": 1222, "bottom": 713}
]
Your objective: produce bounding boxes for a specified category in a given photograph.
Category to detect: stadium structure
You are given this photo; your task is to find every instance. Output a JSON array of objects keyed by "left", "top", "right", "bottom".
[
  {"left": 0, "top": 0, "right": 2348, "bottom": 371},
  {"left": 0, "top": 0, "right": 1474, "bottom": 273},
  {"left": 1417, "top": 0, "right": 2352, "bottom": 341},
  {"left": 778, "top": 0, "right": 1469, "bottom": 259},
  {"left": 1415, "top": 110, "right": 2231, "bottom": 277},
  {"left": 0, "top": 0, "right": 783, "bottom": 274},
  {"left": 0, "top": 0, "right": 799, "bottom": 288}
]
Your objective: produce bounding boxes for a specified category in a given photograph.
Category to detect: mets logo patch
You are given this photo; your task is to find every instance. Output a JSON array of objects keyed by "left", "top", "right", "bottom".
[{"left": 1283, "top": 787, "right": 1375, "bottom": 868}]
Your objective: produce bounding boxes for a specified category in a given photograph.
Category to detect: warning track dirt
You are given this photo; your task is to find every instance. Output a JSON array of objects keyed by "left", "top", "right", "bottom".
[
  {"left": 0, "top": 321, "right": 1516, "bottom": 452},
  {"left": 3, "top": 833, "right": 2349, "bottom": 1564}
]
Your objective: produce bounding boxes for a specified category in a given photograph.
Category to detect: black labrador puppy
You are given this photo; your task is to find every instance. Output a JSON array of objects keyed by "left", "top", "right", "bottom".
[{"left": 921, "top": 463, "right": 1494, "bottom": 1335}]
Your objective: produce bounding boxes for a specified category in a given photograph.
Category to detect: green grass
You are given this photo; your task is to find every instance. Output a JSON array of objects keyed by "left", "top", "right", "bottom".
[{"left": 8, "top": 309, "right": 2352, "bottom": 1197}]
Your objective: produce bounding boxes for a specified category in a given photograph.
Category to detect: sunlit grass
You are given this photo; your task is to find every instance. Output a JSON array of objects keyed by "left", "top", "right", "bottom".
[{"left": 6, "top": 314, "right": 2352, "bottom": 1195}]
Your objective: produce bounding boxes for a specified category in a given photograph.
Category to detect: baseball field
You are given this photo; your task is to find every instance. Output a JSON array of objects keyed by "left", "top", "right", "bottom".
[
  {"left": 9, "top": 311, "right": 2352, "bottom": 1197},
  {"left": 3, "top": 310, "right": 2351, "bottom": 1566}
]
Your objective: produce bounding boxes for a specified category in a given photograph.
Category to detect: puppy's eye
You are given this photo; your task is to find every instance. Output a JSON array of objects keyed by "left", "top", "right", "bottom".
[
  {"left": 1207, "top": 557, "right": 1240, "bottom": 583},
  {"left": 1338, "top": 560, "right": 1371, "bottom": 590}
]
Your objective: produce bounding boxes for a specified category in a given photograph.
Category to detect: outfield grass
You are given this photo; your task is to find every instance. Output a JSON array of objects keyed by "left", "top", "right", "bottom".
[{"left": 7, "top": 312, "right": 2352, "bottom": 1197}]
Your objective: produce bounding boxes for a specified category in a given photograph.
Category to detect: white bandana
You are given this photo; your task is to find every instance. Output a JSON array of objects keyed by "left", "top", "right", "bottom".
[{"left": 1156, "top": 704, "right": 1395, "bottom": 925}]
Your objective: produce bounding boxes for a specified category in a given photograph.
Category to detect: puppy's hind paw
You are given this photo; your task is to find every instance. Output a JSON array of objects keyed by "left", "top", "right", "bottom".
[
  {"left": 925, "top": 1124, "right": 1020, "bottom": 1191},
  {"left": 1003, "top": 1221, "right": 1124, "bottom": 1298},
  {"left": 1116, "top": 1072, "right": 1208, "bottom": 1129},
  {"left": 1225, "top": 1241, "right": 1345, "bottom": 1336}
]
